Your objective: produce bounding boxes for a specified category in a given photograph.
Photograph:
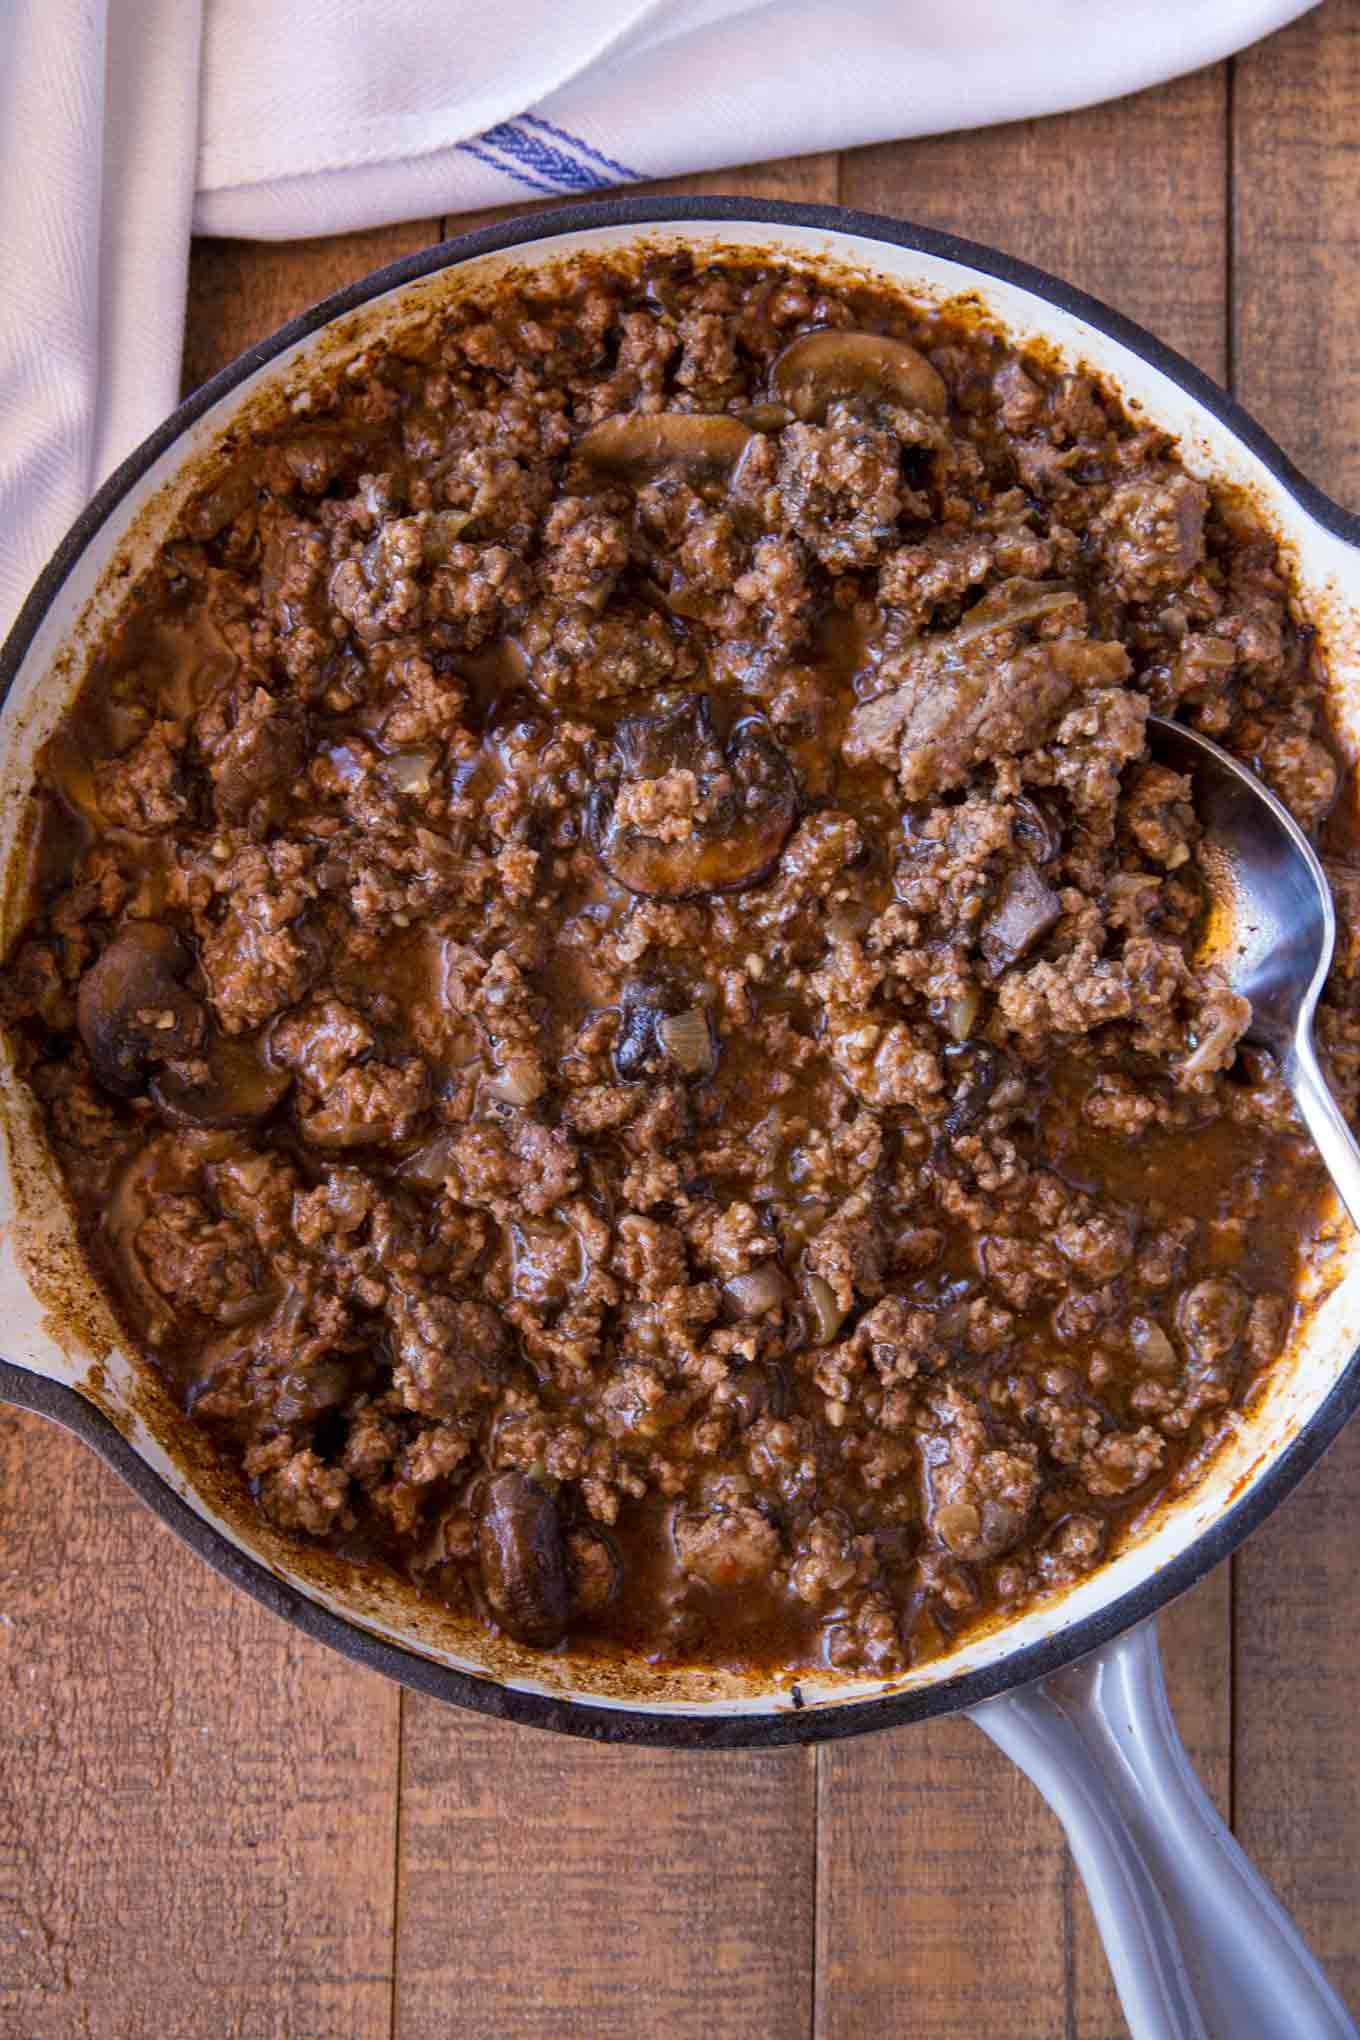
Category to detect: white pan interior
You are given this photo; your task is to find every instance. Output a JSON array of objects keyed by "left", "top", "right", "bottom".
[{"left": 2, "top": 216, "right": 1359, "bottom": 1717}]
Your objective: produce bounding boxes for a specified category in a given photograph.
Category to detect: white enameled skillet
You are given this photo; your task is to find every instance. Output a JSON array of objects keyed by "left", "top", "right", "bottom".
[{"left": 2, "top": 200, "right": 1358, "bottom": 2039}]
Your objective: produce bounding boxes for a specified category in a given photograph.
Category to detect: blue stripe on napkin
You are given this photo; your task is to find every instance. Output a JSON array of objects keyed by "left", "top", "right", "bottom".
[
  {"left": 459, "top": 117, "right": 642, "bottom": 195},
  {"left": 520, "top": 115, "right": 641, "bottom": 184}
]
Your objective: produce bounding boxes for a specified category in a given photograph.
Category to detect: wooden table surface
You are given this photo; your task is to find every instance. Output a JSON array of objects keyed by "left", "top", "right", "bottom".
[{"left": 4, "top": 6, "right": 1360, "bottom": 2034}]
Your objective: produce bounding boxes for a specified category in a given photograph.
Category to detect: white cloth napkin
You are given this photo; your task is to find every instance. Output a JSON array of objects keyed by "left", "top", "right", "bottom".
[
  {"left": 0, "top": 0, "right": 1318, "bottom": 645},
  {"left": 0, "top": 0, "right": 203, "bottom": 642}
]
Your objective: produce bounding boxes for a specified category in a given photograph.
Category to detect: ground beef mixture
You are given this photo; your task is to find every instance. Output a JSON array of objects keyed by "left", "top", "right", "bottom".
[{"left": 6, "top": 251, "right": 1354, "bottom": 1677}]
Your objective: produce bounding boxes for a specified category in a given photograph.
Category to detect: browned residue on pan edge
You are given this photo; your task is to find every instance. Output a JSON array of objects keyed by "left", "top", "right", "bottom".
[{"left": 1, "top": 231, "right": 1355, "bottom": 1711}]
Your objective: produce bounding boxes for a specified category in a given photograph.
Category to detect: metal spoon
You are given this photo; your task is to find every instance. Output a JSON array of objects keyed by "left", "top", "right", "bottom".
[{"left": 1148, "top": 713, "right": 1360, "bottom": 1225}]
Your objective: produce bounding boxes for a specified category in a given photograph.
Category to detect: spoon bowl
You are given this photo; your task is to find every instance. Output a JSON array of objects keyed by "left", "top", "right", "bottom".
[{"left": 1147, "top": 713, "right": 1360, "bottom": 1226}]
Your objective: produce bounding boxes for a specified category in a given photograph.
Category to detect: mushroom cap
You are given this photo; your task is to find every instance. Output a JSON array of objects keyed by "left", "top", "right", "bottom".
[
  {"left": 940, "top": 1041, "right": 1010, "bottom": 1146},
  {"left": 76, "top": 922, "right": 205, "bottom": 1097},
  {"left": 979, "top": 859, "right": 1062, "bottom": 974},
  {"left": 152, "top": 1033, "right": 292, "bottom": 1129},
  {"left": 479, "top": 1471, "right": 569, "bottom": 1648},
  {"left": 591, "top": 694, "right": 797, "bottom": 900},
  {"left": 576, "top": 411, "right": 755, "bottom": 479},
  {"left": 612, "top": 979, "right": 717, "bottom": 1083},
  {"left": 772, "top": 329, "right": 948, "bottom": 422}
]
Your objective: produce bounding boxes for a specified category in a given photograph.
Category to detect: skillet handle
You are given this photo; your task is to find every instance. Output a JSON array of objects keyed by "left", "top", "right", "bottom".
[{"left": 969, "top": 1618, "right": 1356, "bottom": 2040}]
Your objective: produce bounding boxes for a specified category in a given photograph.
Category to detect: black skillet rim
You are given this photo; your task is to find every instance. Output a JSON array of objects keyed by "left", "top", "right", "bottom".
[{"left": 3, "top": 194, "right": 1359, "bottom": 1748}]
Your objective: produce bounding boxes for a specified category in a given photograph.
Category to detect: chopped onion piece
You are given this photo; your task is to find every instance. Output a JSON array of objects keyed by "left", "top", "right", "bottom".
[
  {"left": 1180, "top": 995, "right": 1250, "bottom": 1079},
  {"left": 724, "top": 1262, "right": 792, "bottom": 1318},
  {"left": 487, "top": 1059, "right": 545, "bottom": 1106},
  {"left": 805, "top": 1272, "right": 847, "bottom": 1346},
  {"left": 935, "top": 1501, "right": 982, "bottom": 1553},
  {"left": 949, "top": 578, "right": 1078, "bottom": 652},
  {"left": 399, "top": 1133, "right": 460, "bottom": 1190},
  {"left": 942, "top": 987, "right": 981, "bottom": 1042},
  {"left": 384, "top": 749, "right": 439, "bottom": 794},
  {"left": 657, "top": 1007, "right": 714, "bottom": 1075},
  {"left": 1129, "top": 1316, "right": 1177, "bottom": 1373}
]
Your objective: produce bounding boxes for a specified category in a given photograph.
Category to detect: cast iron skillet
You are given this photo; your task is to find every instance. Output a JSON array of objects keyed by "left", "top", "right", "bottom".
[{"left": 2, "top": 198, "right": 1359, "bottom": 2038}]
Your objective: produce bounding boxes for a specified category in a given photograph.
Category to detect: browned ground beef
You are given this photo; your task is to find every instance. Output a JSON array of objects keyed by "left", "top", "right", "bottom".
[{"left": 6, "top": 250, "right": 1354, "bottom": 1675}]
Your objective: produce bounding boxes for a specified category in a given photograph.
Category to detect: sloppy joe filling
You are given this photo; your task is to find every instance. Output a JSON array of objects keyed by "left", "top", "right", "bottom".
[{"left": 6, "top": 251, "right": 1355, "bottom": 1675}]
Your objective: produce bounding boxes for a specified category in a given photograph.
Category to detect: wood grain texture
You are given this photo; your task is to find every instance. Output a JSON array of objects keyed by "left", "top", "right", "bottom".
[
  {"left": 815, "top": 1715, "right": 1069, "bottom": 2040},
  {"left": 0, "top": 1411, "right": 399, "bottom": 2040},
  {"left": 395, "top": 1716, "right": 814, "bottom": 2039},
  {"left": 823, "top": 70, "right": 1232, "bottom": 2040},
  {"left": 1232, "top": 0, "right": 1360, "bottom": 2017},
  {"left": 1232, "top": 0, "right": 1360, "bottom": 504},
  {"left": 634, "top": 152, "right": 840, "bottom": 207}
]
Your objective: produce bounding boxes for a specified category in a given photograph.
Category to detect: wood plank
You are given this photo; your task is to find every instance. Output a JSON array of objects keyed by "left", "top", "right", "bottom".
[
  {"left": 1229, "top": 1427, "right": 1360, "bottom": 2014},
  {"left": 1231, "top": 0, "right": 1360, "bottom": 502},
  {"left": 633, "top": 152, "right": 840, "bottom": 208},
  {"left": 0, "top": 1410, "right": 399, "bottom": 2040},
  {"left": 814, "top": 1712, "right": 1069, "bottom": 2040},
  {"left": 821, "top": 71, "right": 1232, "bottom": 2040},
  {"left": 395, "top": 156, "right": 834, "bottom": 2040},
  {"left": 1, "top": 220, "right": 446, "bottom": 2040},
  {"left": 396, "top": 1714, "right": 815, "bottom": 2039},
  {"left": 1231, "top": 0, "right": 1360, "bottom": 2014}
]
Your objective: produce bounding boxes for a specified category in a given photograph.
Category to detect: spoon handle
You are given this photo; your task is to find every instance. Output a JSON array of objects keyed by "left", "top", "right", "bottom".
[{"left": 1285, "top": 1026, "right": 1360, "bottom": 1230}]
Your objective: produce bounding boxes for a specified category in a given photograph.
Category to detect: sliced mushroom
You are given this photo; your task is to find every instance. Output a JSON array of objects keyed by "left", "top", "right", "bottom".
[
  {"left": 479, "top": 1471, "right": 569, "bottom": 1649},
  {"left": 577, "top": 411, "right": 754, "bottom": 479},
  {"left": 565, "top": 1525, "right": 622, "bottom": 1617},
  {"left": 152, "top": 1033, "right": 292, "bottom": 1129},
  {"left": 934, "top": 1498, "right": 1026, "bottom": 1561},
  {"left": 739, "top": 400, "right": 795, "bottom": 432},
  {"left": 1012, "top": 792, "right": 1063, "bottom": 866},
  {"left": 940, "top": 1041, "right": 1009, "bottom": 1145},
  {"left": 271, "top": 1359, "right": 354, "bottom": 1427},
  {"left": 772, "top": 329, "right": 948, "bottom": 422},
  {"left": 77, "top": 923, "right": 206, "bottom": 1097},
  {"left": 980, "top": 860, "right": 1062, "bottom": 974},
  {"left": 591, "top": 695, "right": 797, "bottom": 899},
  {"left": 613, "top": 982, "right": 675, "bottom": 1081},
  {"left": 613, "top": 980, "right": 717, "bottom": 1082},
  {"left": 1176, "top": 1277, "right": 1248, "bottom": 1365},
  {"left": 717, "top": 1362, "right": 779, "bottom": 1429}
]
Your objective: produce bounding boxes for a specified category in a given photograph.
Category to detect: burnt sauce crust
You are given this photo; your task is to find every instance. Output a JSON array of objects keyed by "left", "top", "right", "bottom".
[{"left": 6, "top": 251, "right": 1355, "bottom": 1676}]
